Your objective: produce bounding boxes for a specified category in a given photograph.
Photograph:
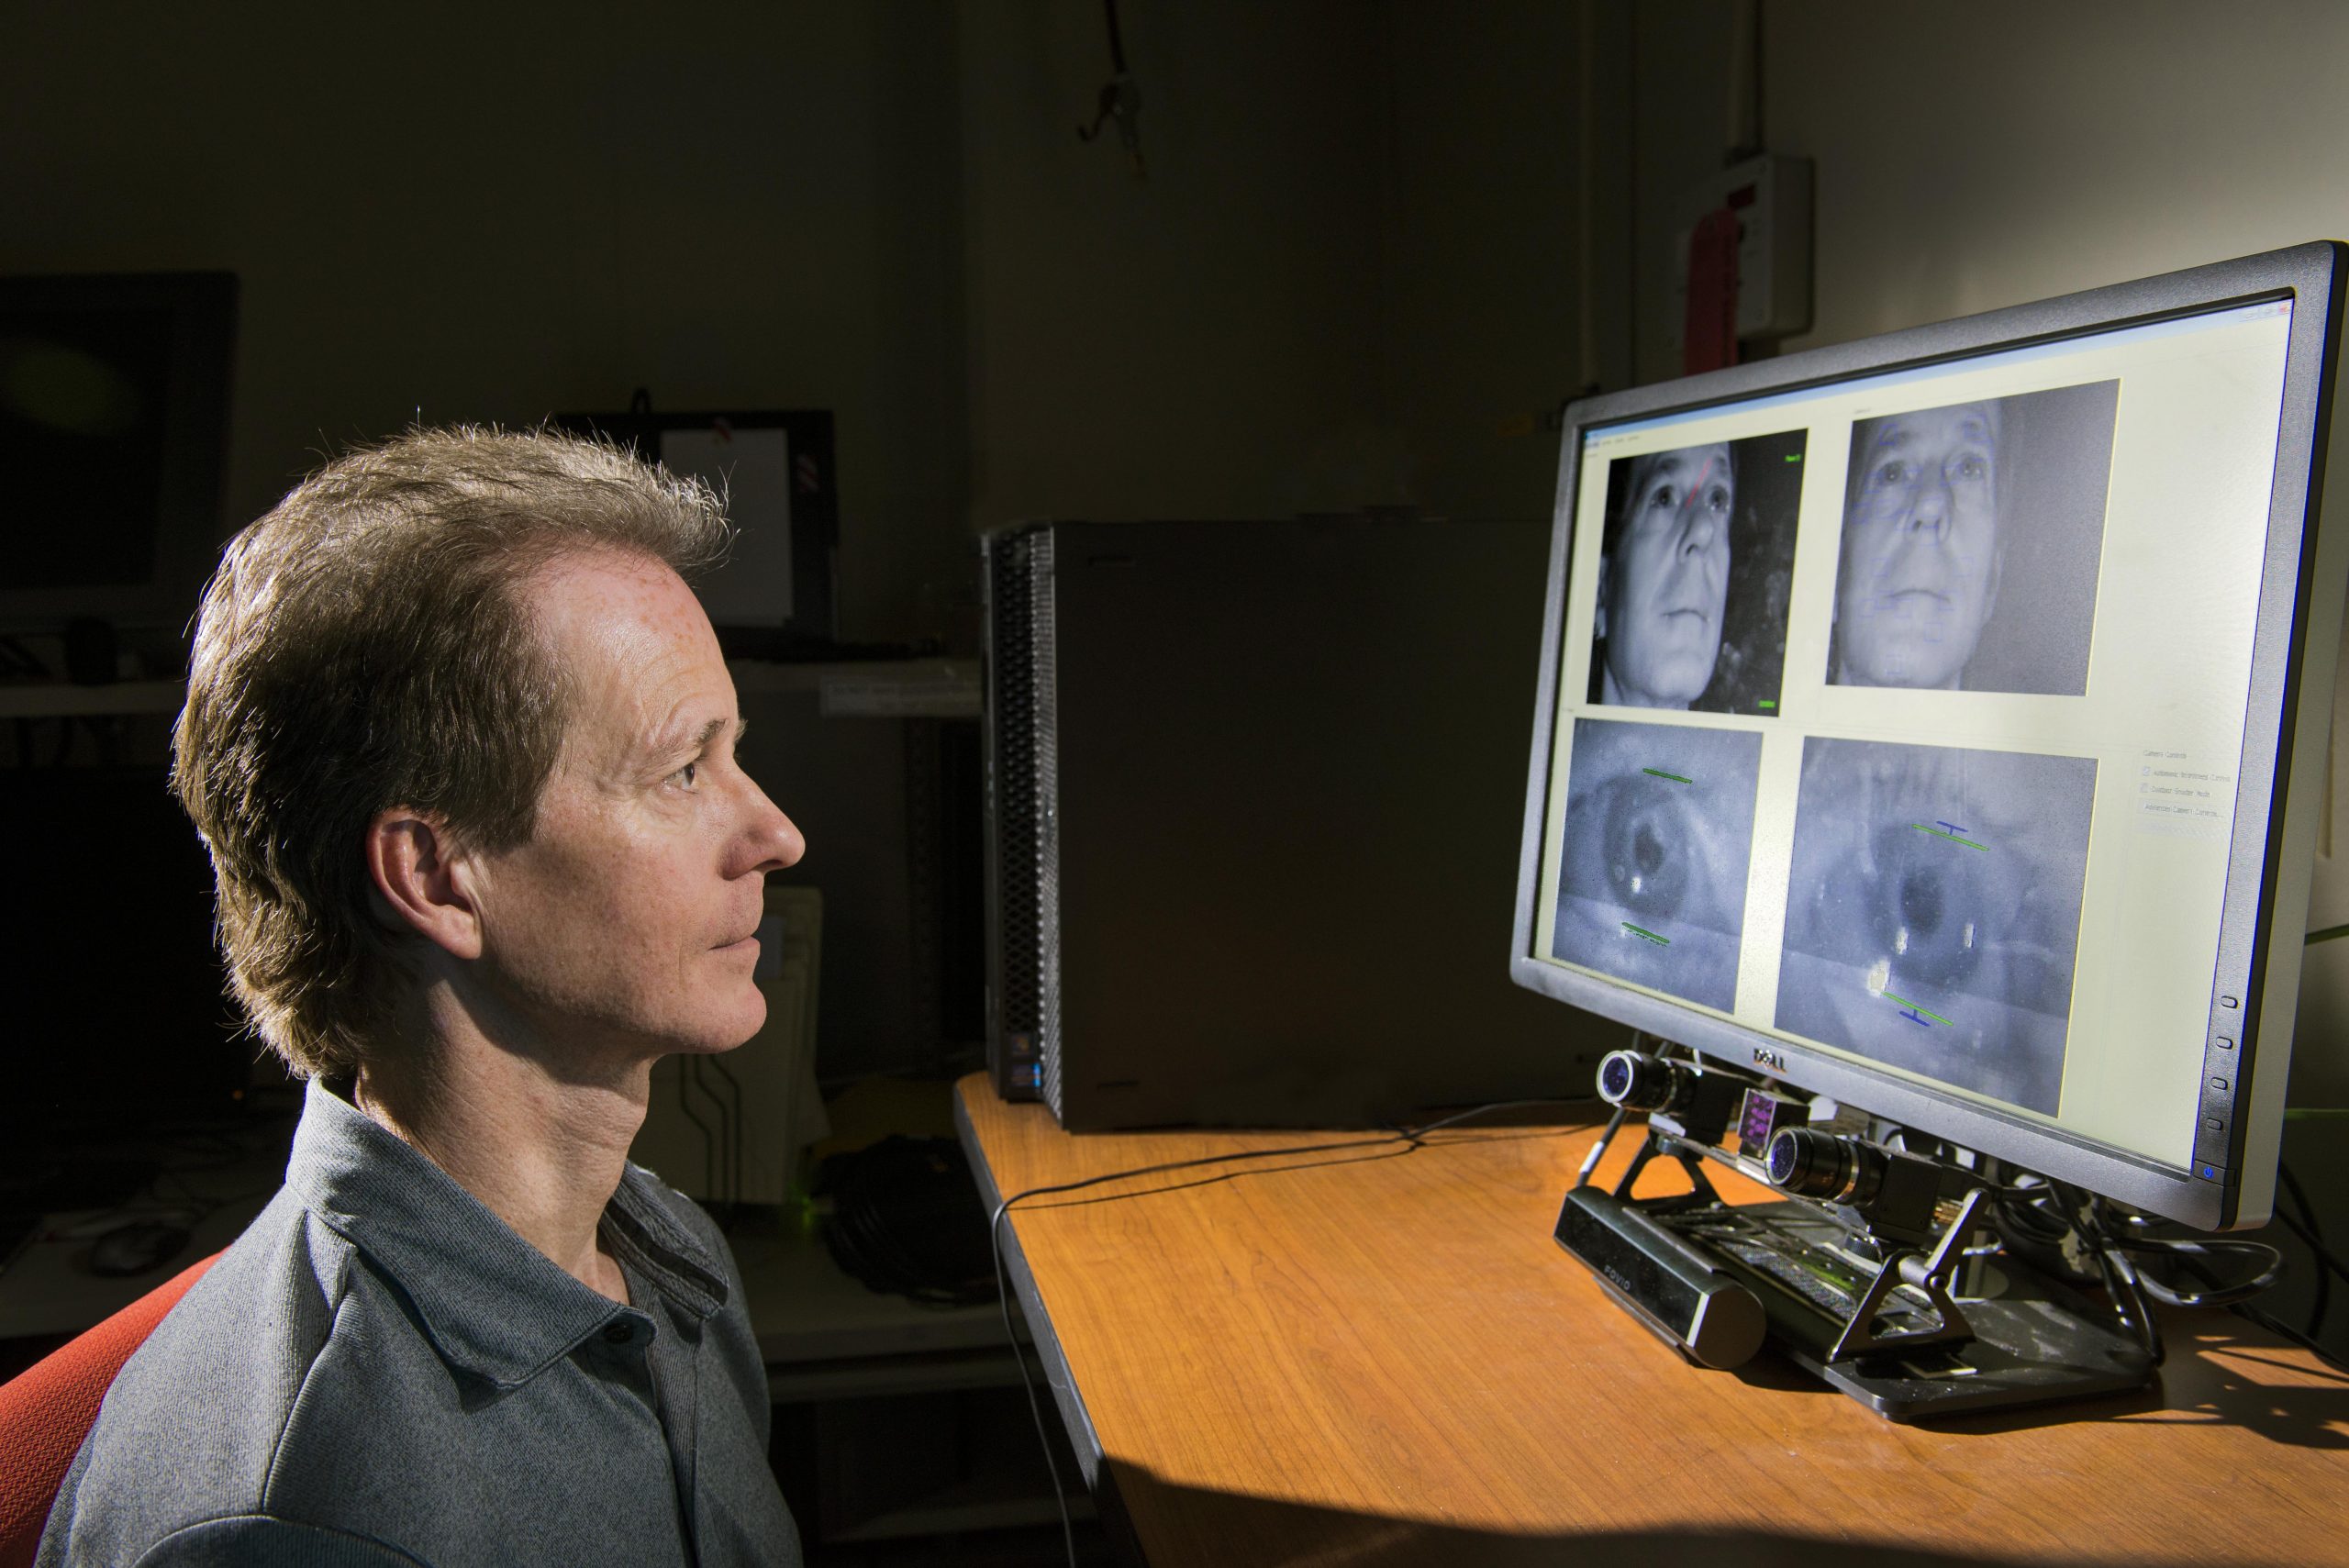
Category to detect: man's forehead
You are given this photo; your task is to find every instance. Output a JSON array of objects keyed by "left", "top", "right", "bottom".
[
  {"left": 524, "top": 550, "right": 736, "bottom": 762},
  {"left": 1634, "top": 443, "right": 1730, "bottom": 484},
  {"left": 1868, "top": 404, "right": 1998, "bottom": 453}
]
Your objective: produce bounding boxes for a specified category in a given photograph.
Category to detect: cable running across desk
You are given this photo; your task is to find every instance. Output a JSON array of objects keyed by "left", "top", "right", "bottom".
[{"left": 985, "top": 1098, "right": 1594, "bottom": 1568}]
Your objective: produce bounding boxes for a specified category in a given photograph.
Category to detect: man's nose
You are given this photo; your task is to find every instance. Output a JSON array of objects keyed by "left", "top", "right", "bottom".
[
  {"left": 1678, "top": 500, "right": 1724, "bottom": 557},
  {"left": 737, "top": 781, "right": 806, "bottom": 875},
  {"left": 1906, "top": 473, "right": 1953, "bottom": 538}
]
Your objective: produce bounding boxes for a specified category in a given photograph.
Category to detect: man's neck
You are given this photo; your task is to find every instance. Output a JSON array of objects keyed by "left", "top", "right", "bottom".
[{"left": 353, "top": 1013, "right": 650, "bottom": 1306}]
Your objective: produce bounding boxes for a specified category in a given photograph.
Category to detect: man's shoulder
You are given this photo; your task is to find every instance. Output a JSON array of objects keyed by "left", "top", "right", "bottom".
[{"left": 39, "top": 1188, "right": 352, "bottom": 1565}]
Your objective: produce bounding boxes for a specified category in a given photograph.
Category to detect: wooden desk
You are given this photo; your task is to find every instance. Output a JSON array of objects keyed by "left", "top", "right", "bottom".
[{"left": 954, "top": 1073, "right": 2349, "bottom": 1568}]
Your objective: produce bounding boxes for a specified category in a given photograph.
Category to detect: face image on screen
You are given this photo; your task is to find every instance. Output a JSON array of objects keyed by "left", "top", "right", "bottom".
[
  {"left": 1587, "top": 429, "right": 1805, "bottom": 717},
  {"left": 1775, "top": 739, "right": 2098, "bottom": 1114},
  {"left": 1553, "top": 718, "right": 1763, "bottom": 1012},
  {"left": 1830, "top": 381, "right": 2118, "bottom": 695}
]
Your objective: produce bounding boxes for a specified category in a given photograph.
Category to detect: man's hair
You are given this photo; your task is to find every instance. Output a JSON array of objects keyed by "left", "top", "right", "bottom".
[{"left": 172, "top": 426, "right": 730, "bottom": 1080}]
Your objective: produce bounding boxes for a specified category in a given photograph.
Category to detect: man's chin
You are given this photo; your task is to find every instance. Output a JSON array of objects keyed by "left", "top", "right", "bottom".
[
  {"left": 1854, "top": 639, "right": 1969, "bottom": 689},
  {"left": 671, "top": 989, "right": 772, "bottom": 1056}
]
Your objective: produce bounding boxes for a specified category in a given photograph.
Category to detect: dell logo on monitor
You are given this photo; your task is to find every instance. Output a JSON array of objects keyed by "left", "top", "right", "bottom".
[{"left": 1753, "top": 1048, "right": 1786, "bottom": 1072}]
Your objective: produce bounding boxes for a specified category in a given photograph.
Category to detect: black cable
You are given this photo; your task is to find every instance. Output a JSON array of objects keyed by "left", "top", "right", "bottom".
[
  {"left": 2117, "top": 1235, "right": 2286, "bottom": 1310},
  {"left": 2231, "top": 1301, "right": 2349, "bottom": 1373},
  {"left": 2274, "top": 1160, "right": 2346, "bottom": 1337},
  {"left": 1101, "top": 0, "right": 1128, "bottom": 75},
  {"left": 2082, "top": 1196, "right": 2165, "bottom": 1365},
  {"left": 987, "top": 1097, "right": 1593, "bottom": 1568}
]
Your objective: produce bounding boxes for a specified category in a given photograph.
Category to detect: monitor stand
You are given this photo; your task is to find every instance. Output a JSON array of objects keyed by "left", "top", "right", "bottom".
[{"left": 1561, "top": 1108, "right": 2154, "bottom": 1422}]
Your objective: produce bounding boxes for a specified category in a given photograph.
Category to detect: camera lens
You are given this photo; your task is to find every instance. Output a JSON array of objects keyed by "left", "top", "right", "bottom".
[
  {"left": 1598, "top": 1052, "right": 1636, "bottom": 1103},
  {"left": 1595, "top": 1050, "right": 1685, "bottom": 1112},
  {"left": 1765, "top": 1128, "right": 1885, "bottom": 1206}
]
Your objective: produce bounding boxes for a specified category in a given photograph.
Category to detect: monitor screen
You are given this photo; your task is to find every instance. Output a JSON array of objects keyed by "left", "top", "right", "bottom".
[{"left": 1513, "top": 246, "right": 2349, "bottom": 1231}]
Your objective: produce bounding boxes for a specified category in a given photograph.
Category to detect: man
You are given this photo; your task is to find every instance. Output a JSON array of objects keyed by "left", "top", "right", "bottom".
[
  {"left": 1833, "top": 399, "right": 2004, "bottom": 689},
  {"left": 1591, "top": 440, "right": 1734, "bottom": 709},
  {"left": 39, "top": 428, "right": 806, "bottom": 1566}
]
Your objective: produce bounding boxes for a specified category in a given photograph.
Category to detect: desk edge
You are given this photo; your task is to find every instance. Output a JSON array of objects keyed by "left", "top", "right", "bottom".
[{"left": 953, "top": 1085, "right": 1108, "bottom": 1491}]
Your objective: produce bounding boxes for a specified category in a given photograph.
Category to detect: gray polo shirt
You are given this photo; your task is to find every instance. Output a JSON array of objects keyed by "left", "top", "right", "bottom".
[{"left": 38, "top": 1079, "right": 802, "bottom": 1567}]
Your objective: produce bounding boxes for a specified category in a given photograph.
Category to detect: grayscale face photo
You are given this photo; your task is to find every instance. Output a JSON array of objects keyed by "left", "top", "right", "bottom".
[
  {"left": 1596, "top": 442, "right": 1733, "bottom": 708},
  {"left": 1831, "top": 381, "right": 2117, "bottom": 695},
  {"left": 1775, "top": 739, "right": 2098, "bottom": 1114},
  {"left": 1553, "top": 718, "right": 1763, "bottom": 1013},
  {"left": 1589, "top": 428, "right": 1804, "bottom": 717}
]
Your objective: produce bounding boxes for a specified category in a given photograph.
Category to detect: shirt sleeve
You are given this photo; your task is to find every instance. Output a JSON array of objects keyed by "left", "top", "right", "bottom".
[{"left": 135, "top": 1516, "right": 432, "bottom": 1567}]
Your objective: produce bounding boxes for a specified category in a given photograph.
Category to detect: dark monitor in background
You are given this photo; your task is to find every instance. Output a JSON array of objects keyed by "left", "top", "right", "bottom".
[
  {"left": 1517, "top": 243, "right": 2348, "bottom": 1236},
  {"left": 0, "top": 272, "right": 237, "bottom": 640}
]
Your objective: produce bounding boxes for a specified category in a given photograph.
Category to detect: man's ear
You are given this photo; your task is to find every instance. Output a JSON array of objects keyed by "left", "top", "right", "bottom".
[{"left": 366, "top": 807, "right": 485, "bottom": 962}]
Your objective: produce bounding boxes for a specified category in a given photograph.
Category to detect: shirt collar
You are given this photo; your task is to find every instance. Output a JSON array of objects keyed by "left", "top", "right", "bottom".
[{"left": 283, "top": 1076, "right": 731, "bottom": 1389}]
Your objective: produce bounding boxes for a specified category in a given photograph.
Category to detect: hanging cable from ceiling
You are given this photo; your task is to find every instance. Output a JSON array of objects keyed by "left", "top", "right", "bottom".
[{"left": 1076, "top": 0, "right": 1146, "bottom": 180}]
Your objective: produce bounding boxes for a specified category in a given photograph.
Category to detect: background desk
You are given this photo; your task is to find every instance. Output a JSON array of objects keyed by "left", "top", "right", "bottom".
[{"left": 954, "top": 1073, "right": 2349, "bottom": 1568}]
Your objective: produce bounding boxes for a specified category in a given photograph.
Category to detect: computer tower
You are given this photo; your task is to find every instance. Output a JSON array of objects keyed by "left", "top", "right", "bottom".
[{"left": 982, "top": 517, "right": 1618, "bottom": 1129}]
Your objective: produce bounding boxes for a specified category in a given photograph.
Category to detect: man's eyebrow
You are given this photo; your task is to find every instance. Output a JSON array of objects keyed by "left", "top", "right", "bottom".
[
  {"left": 689, "top": 716, "right": 752, "bottom": 751},
  {"left": 647, "top": 715, "right": 749, "bottom": 765}
]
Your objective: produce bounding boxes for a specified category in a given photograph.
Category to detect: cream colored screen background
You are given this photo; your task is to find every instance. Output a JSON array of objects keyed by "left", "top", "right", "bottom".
[{"left": 1532, "top": 300, "right": 2294, "bottom": 1170}]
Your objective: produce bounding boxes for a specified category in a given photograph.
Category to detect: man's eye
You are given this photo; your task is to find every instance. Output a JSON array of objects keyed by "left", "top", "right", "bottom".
[
  {"left": 1704, "top": 484, "right": 1731, "bottom": 515},
  {"left": 1646, "top": 484, "right": 1679, "bottom": 511},
  {"left": 1951, "top": 451, "right": 1989, "bottom": 483},
  {"left": 672, "top": 761, "right": 699, "bottom": 788},
  {"left": 1874, "top": 459, "right": 1909, "bottom": 487}
]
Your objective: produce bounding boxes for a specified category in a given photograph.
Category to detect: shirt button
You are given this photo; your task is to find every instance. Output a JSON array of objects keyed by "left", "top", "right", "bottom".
[{"left": 604, "top": 1323, "right": 633, "bottom": 1346}]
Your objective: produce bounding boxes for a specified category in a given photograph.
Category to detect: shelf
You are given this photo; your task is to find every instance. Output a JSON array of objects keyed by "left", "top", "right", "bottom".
[
  {"left": 0, "top": 680, "right": 185, "bottom": 719},
  {"left": 729, "top": 659, "right": 978, "bottom": 717},
  {"left": 828, "top": 1479, "right": 1093, "bottom": 1545}
]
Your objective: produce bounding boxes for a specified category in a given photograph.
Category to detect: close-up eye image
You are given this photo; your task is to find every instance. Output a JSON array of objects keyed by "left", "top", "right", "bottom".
[
  {"left": 1552, "top": 717, "right": 1764, "bottom": 1012},
  {"left": 1774, "top": 738, "right": 2098, "bottom": 1113}
]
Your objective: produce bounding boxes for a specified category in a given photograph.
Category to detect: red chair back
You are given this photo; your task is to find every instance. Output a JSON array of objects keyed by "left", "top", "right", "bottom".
[{"left": 0, "top": 1252, "right": 222, "bottom": 1568}]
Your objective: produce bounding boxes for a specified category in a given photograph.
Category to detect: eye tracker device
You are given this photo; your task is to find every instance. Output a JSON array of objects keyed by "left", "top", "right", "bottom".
[{"left": 1517, "top": 244, "right": 2349, "bottom": 1417}]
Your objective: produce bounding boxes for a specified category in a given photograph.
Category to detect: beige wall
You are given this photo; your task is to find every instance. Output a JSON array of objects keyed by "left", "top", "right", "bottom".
[{"left": 1757, "top": 0, "right": 2349, "bottom": 1104}]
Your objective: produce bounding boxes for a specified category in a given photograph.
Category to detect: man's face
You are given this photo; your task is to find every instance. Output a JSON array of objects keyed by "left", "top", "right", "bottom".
[
  {"left": 467, "top": 550, "right": 804, "bottom": 1061},
  {"left": 1836, "top": 403, "right": 2002, "bottom": 689},
  {"left": 1599, "top": 442, "right": 1732, "bottom": 708}
]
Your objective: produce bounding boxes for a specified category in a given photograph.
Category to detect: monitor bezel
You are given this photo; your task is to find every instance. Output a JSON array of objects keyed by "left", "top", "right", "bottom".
[{"left": 1510, "top": 241, "right": 2348, "bottom": 1231}]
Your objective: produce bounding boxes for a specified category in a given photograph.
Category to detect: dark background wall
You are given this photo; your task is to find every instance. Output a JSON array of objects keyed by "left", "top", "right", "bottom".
[{"left": 6, "top": 0, "right": 2344, "bottom": 1164}]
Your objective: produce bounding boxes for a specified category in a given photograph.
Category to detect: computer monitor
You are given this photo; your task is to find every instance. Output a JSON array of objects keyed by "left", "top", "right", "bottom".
[
  {"left": 1512, "top": 242, "right": 2349, "bottom": 1235},
  {"left": 0, "top": 271, "right": 238, "bottom": 638}
]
